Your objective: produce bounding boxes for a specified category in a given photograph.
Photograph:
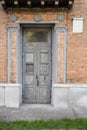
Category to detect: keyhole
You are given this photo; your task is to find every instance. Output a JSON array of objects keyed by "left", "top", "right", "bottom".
[{"left": 44, "top": 76, "right": 46, "bottom": 80}]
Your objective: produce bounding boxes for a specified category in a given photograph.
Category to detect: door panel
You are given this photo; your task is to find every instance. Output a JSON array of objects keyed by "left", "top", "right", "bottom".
[
  {"left": 23, "top": 28, "right": 51, "bottom": 103},
  {"left": 23, "top": 46, "right": 37, "bottom": 103},
  {"left": 26, "top": 53, "right": 34, "bottom": 63},
  {"left": 40, "top": 53, "right": 48, "bottom": 63},
  {"left": 37, "top": 46, "right": 51, "bottom": 103},
  {"left": 40, "top": 76, "right": 49, "bottom": 85},
  {"left": 23, "top": 87, "right": 35, "bottom": 101}
]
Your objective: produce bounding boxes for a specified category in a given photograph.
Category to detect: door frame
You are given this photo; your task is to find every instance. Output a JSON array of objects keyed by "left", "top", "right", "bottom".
[{"left": 22, "top": 26, "right": 52, "bottom": 103}]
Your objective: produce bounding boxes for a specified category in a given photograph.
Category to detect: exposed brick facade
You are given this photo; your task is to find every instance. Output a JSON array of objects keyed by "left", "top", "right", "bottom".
[
  {"left": 67, "top": 0, "right": 87, "bottom": 83},
  {"left": 0, "top": 4, "right": 7, "bottom": 82},
  {"left": 57, "top": 32, "right": 64, "bottom": 83},
  {"left": 10, "top": 30, "right": 16, "bottom": 83},
  {"left": 0, "top": 0, "right": 87, "bottom": 83}
]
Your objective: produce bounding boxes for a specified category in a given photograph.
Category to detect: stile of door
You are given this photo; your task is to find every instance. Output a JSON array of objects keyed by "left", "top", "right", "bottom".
[{"left": 23, "top": 28, "right": 52, "bottom": 103}]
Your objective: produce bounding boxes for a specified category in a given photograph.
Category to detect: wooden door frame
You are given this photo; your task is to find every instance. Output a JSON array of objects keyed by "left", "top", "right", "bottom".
[{"left": 22, "top": 26, "right": 52, "bottom": 103}]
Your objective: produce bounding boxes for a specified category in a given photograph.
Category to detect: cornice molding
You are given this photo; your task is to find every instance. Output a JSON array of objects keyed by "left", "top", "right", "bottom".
[{"left": 0, "top": 0, "right": 74, "bottom": 10}]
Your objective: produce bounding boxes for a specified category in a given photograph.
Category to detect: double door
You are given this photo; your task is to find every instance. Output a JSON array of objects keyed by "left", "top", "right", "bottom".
[{"left": 23, "top": 28, "right": 52, "bottom": 103}]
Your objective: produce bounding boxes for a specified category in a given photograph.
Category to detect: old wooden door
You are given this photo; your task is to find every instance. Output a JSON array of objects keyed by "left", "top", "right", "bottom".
[{"left": 23, "top": 28, "right": 51, "bottom": 103}]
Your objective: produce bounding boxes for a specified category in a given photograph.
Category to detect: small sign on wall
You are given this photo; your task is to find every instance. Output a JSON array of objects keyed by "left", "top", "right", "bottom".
[{"left": 73, "top": 18, "right": 83, "bottom": 33}]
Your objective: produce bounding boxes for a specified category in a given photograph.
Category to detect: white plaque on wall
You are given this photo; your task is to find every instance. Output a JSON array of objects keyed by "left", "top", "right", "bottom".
[{"left": 73, "top": 18, "right": 84, "bottom": 33}]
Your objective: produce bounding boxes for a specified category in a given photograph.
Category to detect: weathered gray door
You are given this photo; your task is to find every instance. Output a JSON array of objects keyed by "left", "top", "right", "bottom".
[{"left": 23, "top": 28, "right": 51, "bottom": 103}]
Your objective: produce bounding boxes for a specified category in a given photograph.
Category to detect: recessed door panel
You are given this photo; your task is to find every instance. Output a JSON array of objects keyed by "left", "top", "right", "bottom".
[
  {"left": 26, "top": 53, "right": 34, "bottom": 63},
  {"left": 23, "top": 87, "right": 35, "bottom": 102},
  {"left": 40, "top": 53, "right": 48, "bottom": 63}
]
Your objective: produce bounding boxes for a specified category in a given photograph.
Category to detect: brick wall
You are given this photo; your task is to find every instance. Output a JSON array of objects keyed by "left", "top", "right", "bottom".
[
  {"left": 0, "top": 4, "right": 8, "bottom": 82},
  {"left": 67, "top": 0, "right": 87, "bottom": 83},
  {"left": 57, "top": 32, "right": 64, "bottom": 83},
  {"left": 10, "top": 30, "right": 16, "bottom": 83},
  {"left": 0, "top": 0, "right": 87, "bottom": 83}
]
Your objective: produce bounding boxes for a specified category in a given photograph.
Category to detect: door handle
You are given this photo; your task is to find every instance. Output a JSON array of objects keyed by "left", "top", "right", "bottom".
[
  {"left": 36, "top": 75, "right": 39, "bottom": 87},
  {"left": 36, "top": 74, "right": 38, "bottom": 79},
  {"left": 37, "top": 79, "right": 39, "bottom": 87}
]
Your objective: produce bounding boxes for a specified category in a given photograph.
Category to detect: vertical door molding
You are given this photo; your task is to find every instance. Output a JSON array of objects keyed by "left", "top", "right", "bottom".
[
  {"left": 52, "top": 26, "right": 58, "bottom": 84},
  {"left": 16, "top": 26, "right": 22, "bottom": 84}
]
